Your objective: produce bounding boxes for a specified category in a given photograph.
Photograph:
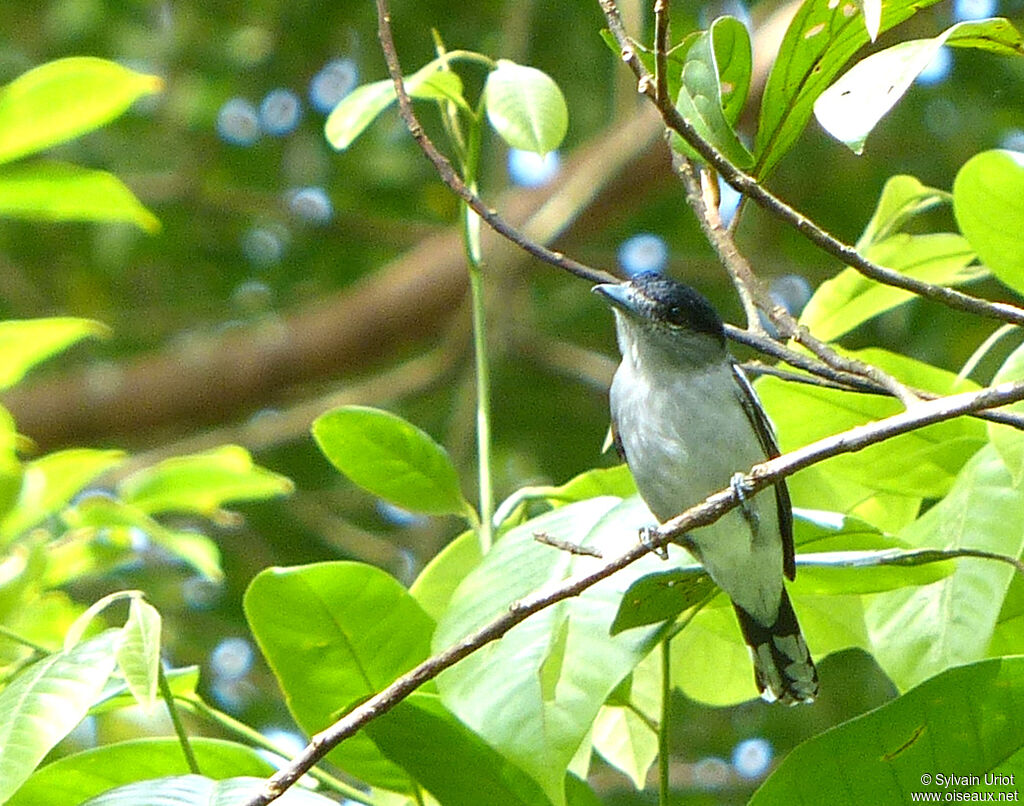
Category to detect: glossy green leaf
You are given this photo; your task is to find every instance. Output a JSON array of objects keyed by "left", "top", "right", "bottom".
[
  {"left": 0, "top": 57, "right": 162, "bottom": 165},
  {"left": 79, "top": 775, "right": 336, "bottom": 806},
  {"left": 409, "top": 530, "right": 483, "bottom": 622},
  {"left": 325, "top": 62, "right": 464, "bottom": 150},
  {"left": 856, "top": 174, "right": 951, "bottom": 251},
  {"left": 115, "top": 598, "right": 161, "bottom": 711},
  {"left": 591, "top": 650, "right": 660, "bottom": 790},
  {"left": 988, "top": 341, "right": 1024, "bottom": 485},
  {"left": 0, "top": 448, "right": 126, "bottom": 542},
  {"left": 435, "top": 496, "right": 668, "bottom": 806},
  {"left": 484, "top": 60, "right": 568, "bottom": 154},
  {"left": 8, "top": 738, "right": 273, "bottom": 806},
  {"left": 670, "top": 18, "right": 753, "bottom": 168},
  {"left": 0, "top": 631, "right": 119, "bottom": 804},
  {"left": 755, "top": 0, "right": 942, "bottom": 178},
  {"left": 119, "top": 445, "right": 293, "bottom": 518},
  {"left": 757, "top": 349, "right": 985, "bottom": 499},
  {"left": 365, "top": 691, "right": 556, "bottom": 806},
  {"left": 0, "top": 317, "right": 109, "bottom": 391},
  {"left": 312, "top": 405, "right": 469, "bottom": 516},
  {"left": 64, "top": 496, "right": 223, "bottom": 581},
  {"left": 799, "top": 233, "right": 981, "bottom": 342},
  {"left": 749, "top": 657, "right": 1024, "bottom": 805},
  {"left": 954, "top": 149, "right": 1024, "bottom": 295},
  {"left": 815, "top": 18, "right": 1024, "bottom": 155},
  {"left": 866, "top": 445, "right": 1024, "bottom": 691},
  {"left": 0, "top": 161, "right": 159, "bottom": 232},
  {"left": 244, "top": 561, "right": 433, "bottom": 791}
]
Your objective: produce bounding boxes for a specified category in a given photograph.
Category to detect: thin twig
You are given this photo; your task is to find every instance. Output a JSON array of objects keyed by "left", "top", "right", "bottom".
[
  {"left": 672, "top": 155, "right": 919, "bottom": 405},
  {"left": 597, "top": 0, "right": 1024, "bottom": 328},
  {"left": 653, "top": 0, "right": 670, "bottom": 106},
  {"left": 534, "top": 531, "right": 604, "bottom": 557},
  {"left": 376, "top": 1, "right": 615, "bottom": 287},
  {"left": 240, "top": 377, "right": 1024, "bottom": 806}
]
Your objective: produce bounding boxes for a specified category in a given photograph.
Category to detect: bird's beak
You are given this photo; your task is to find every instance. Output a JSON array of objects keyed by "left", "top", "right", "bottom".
[{"left": 592, "top": 282, "right": 638, "bottom": 315}]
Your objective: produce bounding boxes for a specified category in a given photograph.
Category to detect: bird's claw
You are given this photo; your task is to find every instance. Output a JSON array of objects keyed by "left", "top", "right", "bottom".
[
  {"left": 639, "top": 525, "right": 669, "bottom": 560},
  {"left": 731, "top": 472, "right": 760, "bottom": 537}
]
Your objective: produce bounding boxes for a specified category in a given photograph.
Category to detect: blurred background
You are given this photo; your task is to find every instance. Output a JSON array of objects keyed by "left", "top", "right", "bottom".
[{"left": 0, "top": 0, "right": 1022, "bottom": 801}]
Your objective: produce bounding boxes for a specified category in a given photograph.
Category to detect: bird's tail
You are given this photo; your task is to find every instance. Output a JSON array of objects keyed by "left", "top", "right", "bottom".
[{"left": 733, "top": 590, "right": 818, "bottom": 705}]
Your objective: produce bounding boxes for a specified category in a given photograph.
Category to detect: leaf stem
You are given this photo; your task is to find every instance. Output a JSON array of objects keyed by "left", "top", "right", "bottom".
[
  {"left": 658, "top": 637, "right": 671, "bottom": 806},
  {"left": 158, "top": 662, "right": 200, "bottom": 775}
]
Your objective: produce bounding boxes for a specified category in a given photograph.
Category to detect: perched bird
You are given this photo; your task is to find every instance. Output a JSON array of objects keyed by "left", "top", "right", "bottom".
[{"left": 594, "top": 272, "right": 817, "bottom": 705}]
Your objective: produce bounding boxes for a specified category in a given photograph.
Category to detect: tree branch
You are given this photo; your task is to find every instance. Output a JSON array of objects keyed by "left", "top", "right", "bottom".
[
  {"left": 596, "top": 0, "right": 1024, "bottom": 328},
  {"left": 241, "top": 377, "right": 1024, "bottom": 805}
]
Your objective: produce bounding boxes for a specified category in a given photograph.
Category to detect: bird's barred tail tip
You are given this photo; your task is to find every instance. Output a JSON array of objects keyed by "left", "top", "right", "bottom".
[{"left": 733, "top": 592, "right": 818, "bottom": 706}]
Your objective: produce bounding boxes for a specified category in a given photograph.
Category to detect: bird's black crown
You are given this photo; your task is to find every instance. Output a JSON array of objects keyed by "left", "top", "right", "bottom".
[{"left": 630, "top": 272, "right": 725, "bottom": 343}]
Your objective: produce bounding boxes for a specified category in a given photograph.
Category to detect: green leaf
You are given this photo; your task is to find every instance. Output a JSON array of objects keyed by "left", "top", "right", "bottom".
[
  {"left": 866, "top": 445, "right": 1024, "bottom": 691},
  {"left": 0, "top": 631, "right": 119, "bottom": 804},
  {"left": 611, "top": 567, "right": 716, "bottom": 634},
  {"left": 483, "top": 60, "right": 568, "bottom": 154},
  {"left": 670, "top": 18, "right": 754, "bottom": 168},
  {"left": 325, "top": 61, "right": 465, "bottom": 151},
  {"left": 0, "top": 161, "right": 159, "bottom": 232},
  {"left": 434, "top": 496, "right": 667, "bottom": 806},
  {"left": 7, "top": 738, "right": 273, "bottom": 806},
  {"left": 954, "top": 149, "right": 1024, "bottom": 295},
  {"left": 0, "top": 57, "right": 162, "bottom": 165},
  {"left": 244, "top": 561, "right": 434, "bottom": 791},
  {"left": 312, "top": 405, "right": 469, "bottom": 517},
  {"left": 988, "top": 341, "right": 1024, "bottom": 485},
  {"left": 64, "top": 590, "right": 139, "bottom": 651},
  {"left": 0, "top": 448, "right": 126, "bottom": 542},
  {"left": 799, "top": 233, "right": 981, "bottom": 342},
  {"left": 755, "top": 0, "right": 943, "bottom": 178},
  {"left": 89, "top": 666, "right": 199, "bottom": 716},
  {"left": 815, "top": 18, "right": 1024, "bottom": 154},
  {"left": 115, "top": 598, "right": 161, "bottom": 711},
  {"left": 79, "top": 775, "right": 336, "bottom": 806},
  {"left": 756, "top": 349, "right": 986, "bottom": 499},
  {"left": 119, "top": 445, "right": 293, "bottom": 518},
  {"left": 591, "top": 651, "right": 660, "bottom": 790},
  {"left": 856, "top": 174, "right": 951, "bottom": 252},
  {"left": 409, "top": 530, "right": 483, "bottom": 622},
  {"left": 0, "top": 317, "right": 109, "bottom": 391},
  {"left": 365, "top": 691, "right": 557, "bottom": 806},
  {"left": 749, "top": 657, "right": 1024, "bottom": 805}
]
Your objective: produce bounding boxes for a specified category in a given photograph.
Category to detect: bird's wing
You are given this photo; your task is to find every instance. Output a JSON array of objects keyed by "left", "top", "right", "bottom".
[{"left": 731, "top": 361, "right": 795, "bottom": 580}]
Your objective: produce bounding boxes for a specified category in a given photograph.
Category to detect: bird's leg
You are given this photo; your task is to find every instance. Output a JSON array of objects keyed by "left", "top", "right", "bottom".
[
  {"left": 639, "top": 525, "right": 670, "bottom": 560},
  {"left": 731, "top": 472, "right": 760, "bottom": 538}
]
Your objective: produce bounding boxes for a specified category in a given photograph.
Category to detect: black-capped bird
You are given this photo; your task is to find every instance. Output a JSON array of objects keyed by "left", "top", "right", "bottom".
[{"left": 594, "top": 272, "right": 817, "bottom": 704}]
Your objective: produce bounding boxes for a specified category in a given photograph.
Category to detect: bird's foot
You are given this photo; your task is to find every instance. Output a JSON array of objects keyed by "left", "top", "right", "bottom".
[
  {"left": 639, "top": 525, "right": 669, "bottom": 560},
  {"left": 731, "top": 472, "right": 760, "bottom": 537}
]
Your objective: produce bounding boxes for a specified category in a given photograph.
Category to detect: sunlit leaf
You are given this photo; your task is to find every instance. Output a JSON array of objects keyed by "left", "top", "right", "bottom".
[
  {"left": 670, "top": 18, "right": 753, "bottom": 168},
  {"left": 115, "top": 598, "right": 161, "bottom": 711},
  {"left": 0, "top": 57, "right": 162, "bottom": 165},
  {"left": 750, "top": 657, "right": 1024, "bottom": 804},
  {"left": 0, "top": 317, "right": 109, "bottom": 391},
  {"left": 7, "top": 738, "right": 273, "bottom": 806},
  {"left": 325, "top": 61, "right": 466, "bottom": 151},
  {"left": 953, "top": 149, "right": 1024, "bottom": 296},
  {"left": 988, "top": 341, "right": 1024, "bottom": 485},
  {"left": 0, "top": 161, "right": 159, "bottom": 232},
  {"left": 856, "top": 174, "right": 950, "bottom": 251},
  {"left": 799, "top": 233, "right": 982, "bottom": 342},
  {"left": 0, "top": 631, "right": 119, "bottom": 804},
  {"left": 866, "top": 445, "right": 1024, "bottom": 691},
  {"left": 814, "top": 18, "right": 1024, "bottom": 155},
  {"left": 483, "top": 60, "right": 568, "bottom": 154},
  {"left": 79, "top": 775, "right": 336, "bottom": 806},
  {"left": 755, "top": 0, "right": 943, "bottom": 178},
  {"left": 312, "top": 405, "right": 469, "bottom": 517}
]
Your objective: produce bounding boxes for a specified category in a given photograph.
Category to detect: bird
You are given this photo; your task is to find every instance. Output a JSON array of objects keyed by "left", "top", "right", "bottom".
[{"left": 593, "top": 271, "right": 818, "bottom": 705}]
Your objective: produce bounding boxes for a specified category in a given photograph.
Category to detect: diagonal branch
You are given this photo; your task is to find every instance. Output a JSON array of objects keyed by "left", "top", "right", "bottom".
[
  {"left": 240, "top": 377, "right": 1024, "bottom": 806},
  {"left": 597, "top": 0, "right": 1024, "bottom": 328}
]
